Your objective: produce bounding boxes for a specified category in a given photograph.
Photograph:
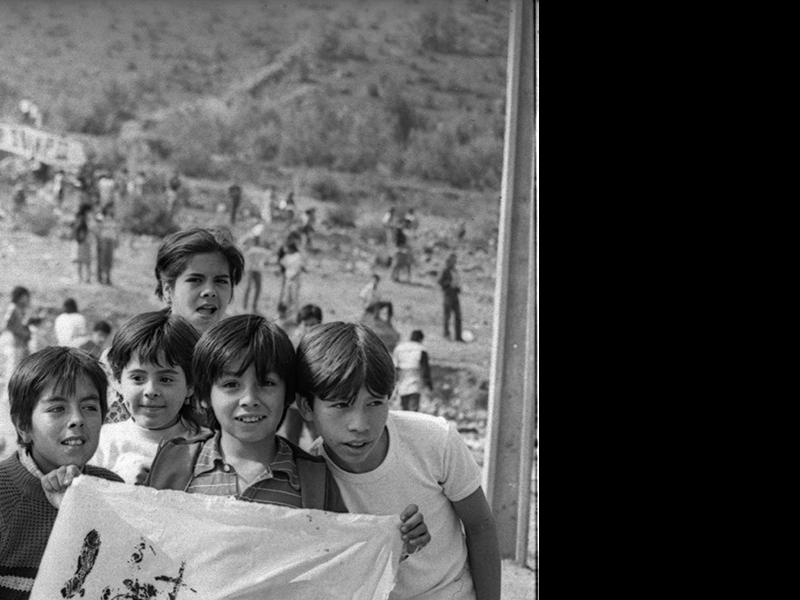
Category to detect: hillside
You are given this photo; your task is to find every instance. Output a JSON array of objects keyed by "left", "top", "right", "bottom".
[{"left": 1, "top": 0, "right": 511, "bottom": 453}]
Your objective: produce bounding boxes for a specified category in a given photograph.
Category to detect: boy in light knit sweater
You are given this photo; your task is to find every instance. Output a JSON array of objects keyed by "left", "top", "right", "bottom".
[{"left": 1, "top": 347, "right": 122, "bottom": 600}]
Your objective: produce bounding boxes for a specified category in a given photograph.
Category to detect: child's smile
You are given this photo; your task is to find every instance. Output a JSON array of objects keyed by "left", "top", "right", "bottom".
[
  {"left": 119, "top": 354, "right": 192, "bottom": 430},
  {"left": 210, "top": 362, "right": 286, "bottom": 447},
  {"left": 22, "top": 376, "right": 103, "bottom": 473}
]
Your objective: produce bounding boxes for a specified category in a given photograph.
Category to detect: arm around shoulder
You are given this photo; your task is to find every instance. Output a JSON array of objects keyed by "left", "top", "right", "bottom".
[{"left": 452, "top": 486, "right": 501, "bottom": 600}]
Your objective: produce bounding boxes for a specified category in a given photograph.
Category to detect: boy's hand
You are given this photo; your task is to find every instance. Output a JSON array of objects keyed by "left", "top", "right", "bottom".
[
  {"left": 134, "top": 465, "right": 150, "bottom": 486},
  {"left": 41, "top": 464, "right": 82, "bottom": 508},
  {"left": 399, "top": 504, "right": 431, "bottom": 559}
]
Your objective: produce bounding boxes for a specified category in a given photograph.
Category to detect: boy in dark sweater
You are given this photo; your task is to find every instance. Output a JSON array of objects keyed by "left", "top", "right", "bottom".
[{"left": 0, "top": 347, "right": 122, "bottom": 599}]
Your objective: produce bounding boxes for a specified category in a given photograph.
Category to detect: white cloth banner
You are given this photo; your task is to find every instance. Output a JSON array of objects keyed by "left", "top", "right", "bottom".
[
  {"left": 31, "top": 476, "right": 402, "bottom": 599},
  {"left": 0, "top": 122, "right": 86, "bottom": 167}
]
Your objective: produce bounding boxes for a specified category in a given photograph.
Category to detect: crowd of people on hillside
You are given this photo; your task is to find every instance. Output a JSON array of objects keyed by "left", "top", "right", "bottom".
[{"left": 0, "top": 224, "right": 500, "bottom": 600}]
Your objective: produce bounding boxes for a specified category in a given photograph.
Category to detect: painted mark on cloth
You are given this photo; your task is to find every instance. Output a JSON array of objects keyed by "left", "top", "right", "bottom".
[{"left": 61, "top": 529, "right": 101, "bottom": 598}]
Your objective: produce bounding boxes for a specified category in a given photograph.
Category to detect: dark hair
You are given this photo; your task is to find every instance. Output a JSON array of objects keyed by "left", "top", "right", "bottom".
[
  {"left": 11, "top": 286, "right": 30, "bottom": 304},
  {"left": 9, "top": 347, "right": 109, "bottom": 447},
  {"left": 365, "top": 300, "right": 393, "bottom": 321},
  {"left": 192, "top": 314, "right": 296, "bottom": 430},
  {"left": 296, "top": 304, "right": 322, "bottom": 325},
  {"left": 106, "top": 310, "right": 202, "bottom": 430},
  {"left": 295, "top": 322, "right": 395, "bottom": 407},
  {"left": 93, "top": 320, "right": 112, "bottom": 335},
  {"left": 63, "top": 297, "right": 78, "bottom": 314},
  {"left": 154, "top": 227, "right": 244, "bottom": 301},
  {"left": 410, "top": 329, "right": 424, "bottom": 342}
]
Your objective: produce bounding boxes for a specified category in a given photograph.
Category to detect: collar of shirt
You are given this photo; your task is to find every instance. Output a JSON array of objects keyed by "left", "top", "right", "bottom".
[
  {"left": 18, "top": 447, "right": 45, "bottom": 479},
  {"left": 193, "top": 431, "right": 301, "bottom": 491}
]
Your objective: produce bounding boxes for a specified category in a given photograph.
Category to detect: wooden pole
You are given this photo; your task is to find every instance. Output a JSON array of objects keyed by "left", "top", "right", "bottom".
[{"left": 483, "top": 0, "right": 537, "bottom": 565}]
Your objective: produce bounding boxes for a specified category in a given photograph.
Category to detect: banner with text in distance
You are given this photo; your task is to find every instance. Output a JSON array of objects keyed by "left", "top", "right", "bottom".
[
  {"left": 0, "top": 122, "right": 86, "bottom": 168},
  {"left": 31, "top": 476, "right": 402, "bottom": 600}
]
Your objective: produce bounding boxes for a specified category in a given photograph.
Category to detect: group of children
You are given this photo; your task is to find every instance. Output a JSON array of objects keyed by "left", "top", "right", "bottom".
[{"left": 0, "top": 226, "right": 500, "bottom": 600}]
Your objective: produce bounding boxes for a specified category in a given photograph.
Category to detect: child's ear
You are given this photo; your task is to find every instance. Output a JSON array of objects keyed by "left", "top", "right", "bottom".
[
  {"left": 296, "top": 395, "right": 315, "bottom": 421},
  {"left": 185, "top": 385, "right": 195, "bottom": 404},
  {"left": 15, "top": 422, "right": 32, "bottom": 445}
]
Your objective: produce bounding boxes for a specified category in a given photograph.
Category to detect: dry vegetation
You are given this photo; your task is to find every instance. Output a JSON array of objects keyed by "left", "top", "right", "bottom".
[{"left": 1, "top": 0, "right": 509, "bottom": 463}]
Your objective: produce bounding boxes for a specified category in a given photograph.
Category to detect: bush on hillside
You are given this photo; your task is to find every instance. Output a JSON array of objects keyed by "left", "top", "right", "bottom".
[
  {"left": 401, "top": 127, "right": 502, "bottom": 190},
  {"left": 325, "top": 204, "right": 357, "bottom": 228},
  {"left": 279, "top": 93, "right": 394, "bottom": 173},
  {"left": 418, "top": 9, "right": 462, "bottom": 54},
  {"left": 155, "top": 108, "right": 228, "bottom": 179},
  {"left": 18, "top": 204, "right": 59, "bottom": 237},
  {"left": 117, "top": 194, "right": 180, "bottom": 238},
  {"left": 308, "top": 173, "right": 344, "bottom": 203}
]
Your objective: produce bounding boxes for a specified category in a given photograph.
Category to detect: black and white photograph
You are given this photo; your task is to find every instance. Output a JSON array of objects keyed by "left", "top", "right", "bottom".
[{"left": 1, "top": 1, "right": 538, "bottom": 598}]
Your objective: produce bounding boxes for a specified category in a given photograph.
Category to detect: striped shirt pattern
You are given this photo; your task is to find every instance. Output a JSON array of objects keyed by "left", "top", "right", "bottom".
[{"left": 185, "top": 433, "right": 303, "bottom": 509}]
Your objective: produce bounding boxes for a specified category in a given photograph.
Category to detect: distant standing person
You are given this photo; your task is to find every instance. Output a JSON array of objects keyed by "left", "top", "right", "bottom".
[
  {"left": 438, "top": 253, "right": 463, "bottom": 342},
  {"left": 95, "top": 203, "right": 119, "bottom": 286},
  {"left": 300, "top": 208, "right": 316, "bottom": 249},
  {"left": 53, "top": 298, "right": 88, "bottom": 347},
  {"left": 241, "top": 224, "right": 271, "bottom": 313},
  {"left": 167, "top": 170, "right": 182, "bottom": 216},
  {"left": 382, "top": 206, "right": 396, "bottom": 247},
  {"left": 280, "top": 242, "right": 304, "bottom": 319},
  {"left": 393, "top": 329, "right": 433, "bottom": 412},
  {"left": 276, "top": 230, "right": 302, "bottom": 313},
  {"left": 282, "top": 191, "right": 296, "bottom": 222},
  {"left": 71, "top": 204, "right": 92, "bottom": 284},
  {"left": 1, "top": 286, "right": 32, "bottom": 384},
  {"left": 228, "top": 184, "right": 242, "bottom": 225}
]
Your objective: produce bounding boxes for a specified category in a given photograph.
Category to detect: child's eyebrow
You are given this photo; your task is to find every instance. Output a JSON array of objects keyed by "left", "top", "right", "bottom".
[
  {"left": 154, "top": 367, "right": 181, "bottom": 374},
  {"left": 41, "top": 394, "right": 100, "bottom": 403}
]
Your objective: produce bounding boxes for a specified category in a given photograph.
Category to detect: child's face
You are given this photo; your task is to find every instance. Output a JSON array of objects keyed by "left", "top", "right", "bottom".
[
  {"left": 19, "top": 376, "right": 103, "bottom": 474},
  {"left": 210, "top": 360, "right": 286, "bottom": 448},
  {"left": 92, "top": 331, "right": 109, "bottom": 346},
  {"left": 16, "top": 293, "right": 31, "bottom": 310},
  {"left": 119, "top": 354, "right": 192, "bottom": 430},
  {"left": 300, "top": 386, "right": 389, "bottom": 474},
  {"left": 165, "top": 252, "right": 232, "bottom": 333}
]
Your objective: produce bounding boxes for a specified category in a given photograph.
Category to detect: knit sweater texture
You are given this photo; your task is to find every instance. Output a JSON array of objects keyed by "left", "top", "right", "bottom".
[{"left": 0, "top": 453, "right": 122, "bottom": 599}]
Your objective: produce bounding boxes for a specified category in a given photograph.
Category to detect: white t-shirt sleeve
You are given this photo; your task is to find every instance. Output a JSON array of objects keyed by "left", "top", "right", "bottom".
[{"left": 439, "top": 420, "right": 483, "bottom": 503}]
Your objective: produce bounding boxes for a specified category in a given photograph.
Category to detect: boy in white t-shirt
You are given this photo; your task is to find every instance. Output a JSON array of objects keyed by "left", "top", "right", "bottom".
[{"left": 296, "top": 322, "right": 500, "bottom": 600}]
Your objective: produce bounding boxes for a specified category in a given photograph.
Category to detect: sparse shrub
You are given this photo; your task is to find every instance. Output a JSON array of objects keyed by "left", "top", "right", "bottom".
[
  {"left": 317, "top": 25, "right": 342, "bottom": 59},
  {"left": 385, "top": 91, "right": 424, "bottom": 145},
  {"left": 326, "top": 204, "right": 357, "bottom": 228},
  {"left": 358, "top": 223, "right": 386, "bottom": 245},
  {"left": 401, "top": 126, "right": 502, "bottom": 190},
  {"left": 19, "top": 204, "right": 59, "bottom": 237},
  {"left": 61, "top": 80, "right": 137, "bottom": 135},
  {"left": 0, "top": 81, "right": 19, "bottom": 115},
  {"left": 156, "top": 108, "right": 228, "bottom": 178},
  {"left": 418, "top": 9, "right": 468, "bottom": 54},
  {"left": 117, "top": 193, "right": 180, "bottom": 237},
  {"left": 309, "top": 173, "right": 344, "bottom": 203}
]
